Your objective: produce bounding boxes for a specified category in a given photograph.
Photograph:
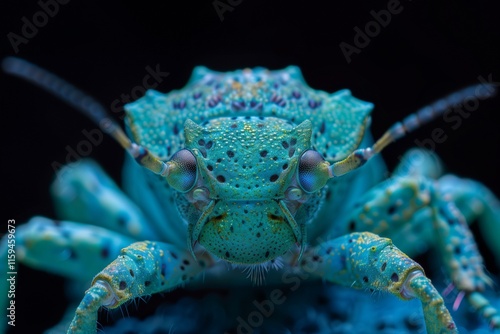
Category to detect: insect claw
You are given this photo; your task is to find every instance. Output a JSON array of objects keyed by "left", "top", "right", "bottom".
[
  {"left": 442, "top": 282, "right": 455, "bottom": 297},
  {"left": 453, "top": 291, "right": 466, "bottom": 311}
]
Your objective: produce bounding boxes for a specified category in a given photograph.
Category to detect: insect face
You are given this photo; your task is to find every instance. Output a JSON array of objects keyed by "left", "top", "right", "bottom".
[{"left": 177, "top": 116, "right": 325, "bottom": 264}]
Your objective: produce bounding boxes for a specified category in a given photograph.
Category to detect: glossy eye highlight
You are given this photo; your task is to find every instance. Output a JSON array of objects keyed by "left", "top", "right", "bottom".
[
  {"left": 297, "top": 150, "right": 331, "bottom": 193},
  {"left": 165, "top": 149, "right": 198, "bottom": 192}
]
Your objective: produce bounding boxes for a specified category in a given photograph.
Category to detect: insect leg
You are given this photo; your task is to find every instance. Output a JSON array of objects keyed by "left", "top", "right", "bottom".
[
  {"left": 438, "top": 174, "right": 500, "bottom": 266},
  {"left": 0, "top": 216, "right": 135, "bottom": 333},
  {"left": 51, "top": 159, "right": 157, "bottom": 240},
  {"left": 304, "top": 232, "right": 457, "bottom": 334},
  {"left": 67, "top": 241, "right": 212, "bottom": 333},
  {"left": 344, "top": 171, "right": 500, "bottom": 328}
]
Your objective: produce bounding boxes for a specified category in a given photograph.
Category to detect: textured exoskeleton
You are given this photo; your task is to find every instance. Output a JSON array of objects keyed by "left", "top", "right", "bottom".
[{"left": 1, "top": 58, "right": 499, "bottom": 334}]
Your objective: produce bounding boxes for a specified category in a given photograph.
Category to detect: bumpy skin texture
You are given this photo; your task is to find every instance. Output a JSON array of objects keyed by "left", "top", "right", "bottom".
[{"left": 2, "top": 67, "right": 500, "bottom": 334}]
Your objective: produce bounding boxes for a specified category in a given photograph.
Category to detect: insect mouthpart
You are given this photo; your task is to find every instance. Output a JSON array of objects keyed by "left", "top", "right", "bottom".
[{"left": 194, "top": 199, "right": 301, "bottom": 264}]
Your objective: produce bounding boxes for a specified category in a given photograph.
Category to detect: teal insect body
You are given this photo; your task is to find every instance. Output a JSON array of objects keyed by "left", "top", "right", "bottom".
[
  {"left": 2, "top": 59, "right": 500, "bottom": 334},
  {"left": 125, "top": 67, "right": 371, "bottom": 265}
]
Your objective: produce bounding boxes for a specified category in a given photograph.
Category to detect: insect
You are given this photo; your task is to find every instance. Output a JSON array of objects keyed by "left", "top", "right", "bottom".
[{"left": 1, "top": 57, "right": 499, "bottom": 334}]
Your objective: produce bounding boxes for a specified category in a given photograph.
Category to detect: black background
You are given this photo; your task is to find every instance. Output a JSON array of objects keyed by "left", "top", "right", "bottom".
[{"left": 1, "top": 0, "right": 500, "bottom": 332}]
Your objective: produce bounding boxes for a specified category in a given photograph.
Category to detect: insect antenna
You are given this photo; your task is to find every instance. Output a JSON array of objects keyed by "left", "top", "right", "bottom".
[
  {"left": 330, "top": 83, "right": 498, "bottom": 177},
  {"left": 2, "top": 57, "right": 169, "bottom": 176}
]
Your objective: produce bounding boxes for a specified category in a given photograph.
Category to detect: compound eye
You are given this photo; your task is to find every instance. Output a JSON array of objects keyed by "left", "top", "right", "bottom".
[
  {"left": 297, "top": 150, "right": 331, "bottom": 193},
  {"left": 166, "top": 149, "right": 198, "bottom": 192}
]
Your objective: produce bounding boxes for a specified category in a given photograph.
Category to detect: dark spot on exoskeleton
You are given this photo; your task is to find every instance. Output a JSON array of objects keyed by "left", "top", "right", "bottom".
[
  {"left": 206, "top": 141, "right": 213, "bottom": 149},
  {"left": 268, "top": 214, "right": 283, "bottom": 222},
  {"left": 257, "top": 222, "right": 263, "bottom": 228},
  {"left": 312, "top": 255, "right": 320, "bottom": 262},
  {"left": 325, "top": 189, "right": 332, "bottom": 201},
  {"left": 180, "top": 266, "right": 185, "bottom": 271},
  {"left": 144, "top": 280, "right": 151, "bottom": 287},
  {"left": 61, "top": 230, "right": 71, "bottom": 239},
  {"left": 388, "top": 204, "right": 397, "bottom": 215},
  {"left": 235, "top": 184, "right": 240, "bottom": 188},
  {"left": 210, "top": 214, "right": 226, "bottom": 223},
  {"left": 319, "top": 121, "right": 326, "bottom": 134},
  {"left": 326, "top": 247, "right": 333, "bottom": 254},
  {"left": 256, "top": 232, "right": 261, "bottom": 238},
  {"left": 376, "top": 322, "right": 387, "bottom": 330},
  {"left": 198, "top": 139, "right": 205, "bottom": 146},
  {"left": 225, "top": 251, "right": 230, "bottom": 258},
  {"left": 200, "top": 148, "right": 207, "bottom": 158},
  {"left": 244, "top": 209, "right": 248, "bottom": 214},
  {"left": 117, "top": 213, "right": 128, "bottom": 227},
  {"left": 170, "top": 251, "right": 178, "bottom": 259},
  {"left": 216, "top": 158, "right": 222, "bottom": 163},
  {"left": 173, "top": 123, "right": 179, "bottom": 135},
  {"left": 245, "top": 116, "right": 251, "bottom": 120},
  {"left": 231, "top": 101, "right": 246, "bottom": 111},
  {"left": 183, "top": 259, "right": 190, "bottom": 265},
  {"left": 101, "top": 247, "right": 109, "bottom": 258},
  {"left": 282, "top": 141, "right": 289, "bottom": 149},
  {"left": 454, "top": 246, "right": 461, "bottom": 254},
  {"left": 363, "top": 276, "right": 369, "bottom": 283},
  {"left": 207, "top": 165, "right": 213, "bottom": 171},
  {"left": 348, "top": 239, "right": 353, "bottom": 243},
  {"left": 182, "top": 275, "right": 187, "bottom": 281},
  {"left": 288, "top": 148, "right": 295, "bottom": 157},
  {"left": 119, "top": 281, "right": 127, "bottom": 290},
  {"left": 405, "top": 315, "right": 423, "bottom": 330},
  {"left": 282, "top": 163, "right": 288, "bottom": 170},
  {"left": 290, "top": 138, "right": 297, "bottom": 146},
  {"left": 161, "top": 264, "right": 166, "bottom": 276},
  {"left": 260, "top": 150, "right": 268, "bottom": 157},
  {"left": 230, "top": 225, "right": 234, "bottom": 233},
  {"left": 292, "top": 90, "right": 301, "bottom": 99},
  {"left": 348, "top": 220, "right": 356, "bottom": 232},
  {"left": 381, "top": 262, "right": 387, "bottom": 271},
  {"left": 161, "top": 281, "right": 165, "bottom": 286},
  {"left": 391, "top": 273, "right": 399, "bottom": 282},
  {"left": 270, "top": 174, "right": 279, "bottom": 182},
  {"left": 217, "top": 175, "right": 226, "bottom": 183},
  {"left": 129, "top": 269, "right": 134, "bottom": 277},
  {"left": 231, "top": 123, "right": 238, "bottom": 129},
  {"left": 227, "top": 150, "right": 235, "bottom": 158}
]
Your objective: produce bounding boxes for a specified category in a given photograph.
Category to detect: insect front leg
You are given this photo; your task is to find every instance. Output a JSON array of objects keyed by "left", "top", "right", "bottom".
[
  {"left": 343, "top": 150, "right": 500, "bottom": 329},
  {"left": 304, "top": 232, "right": 457, "bottom": 334},
  {"left": 0, "top": 217, "right": 135, "bottom": 334},
  {"left": 67, "top": 241, "right": 212, "bottom": 334}
]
